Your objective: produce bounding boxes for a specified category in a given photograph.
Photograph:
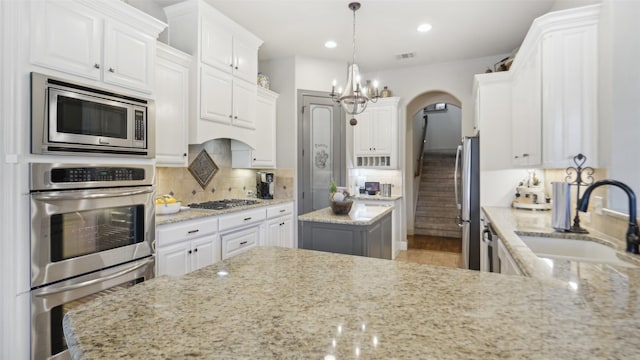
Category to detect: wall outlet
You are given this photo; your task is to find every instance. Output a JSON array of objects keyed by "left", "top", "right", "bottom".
[{"left": 593, "top": 195, "right": 604, "bottom": 215}]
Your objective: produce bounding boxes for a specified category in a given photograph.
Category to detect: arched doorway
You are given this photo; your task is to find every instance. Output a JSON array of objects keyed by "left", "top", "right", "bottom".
[{"left": 404, "top": 91, "right": 462, "bottom": 237}]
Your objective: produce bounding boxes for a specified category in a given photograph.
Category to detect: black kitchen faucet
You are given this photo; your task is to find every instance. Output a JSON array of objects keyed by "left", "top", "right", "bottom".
[{"left": 578, "top": 180, "right": 639, "bottom": 254}]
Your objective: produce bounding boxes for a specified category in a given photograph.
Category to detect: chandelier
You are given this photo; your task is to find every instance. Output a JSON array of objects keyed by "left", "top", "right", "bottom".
[{"left": 329, "top": 2, "right": 379, "bottom": 126}]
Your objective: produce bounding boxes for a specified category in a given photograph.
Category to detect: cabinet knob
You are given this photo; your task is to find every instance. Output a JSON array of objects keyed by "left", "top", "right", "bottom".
[
  {"left": 229, "top": 115, "right": 233, "bottom": 118},
  {"left": 188, "top": 250, "right": 192, "bottom": 254},
  {"left": 253, "top": 158, "right": 256, "bottom": 161},
  {"left": 108, "top": 67, "right": 115, "bottom": 73},
  {"left": 514, "top": 155, "right": 519, "bottom": 159},
  {"left": 522, "top": 153, "right": 530, "bottom": 157},
  {"left": 193, "top": 248, "right": 198, "bottom": 253},
  {"left": 234, "top": 116, "right": 238, "bottom": 119},
  {"left": 230, "top": 64, "right": 234, "bottom": 68},
  {"left": 235, "top": 66, "right": 238, "bottom": 70},
  {"left": 183, "top": 153, "right": 187, "bottom": 157},
  {"left": 94, "top": 63, "right": 100, "bottom": 69}
]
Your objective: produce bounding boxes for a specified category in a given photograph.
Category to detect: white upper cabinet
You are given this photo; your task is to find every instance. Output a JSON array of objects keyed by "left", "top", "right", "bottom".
[
  {"left": 201, "top": 16, "right": 258, "bottom": 84},
  {"left": 509, "top": 4, "right": 600, "bottom": 168},
  {"left": 164, "top": 0, "right": 263, "bottom": 147},
  {"left": 30, "top": 1, "right": 102, "bottom": 80},
  {"left": 541, "top": 21, "right": 598, "bottom": 168},
  {"left": 352, "top": 97, "right": 400, "bottom": 169},
  {"left": 231, "top": 87, "right": 279, "bottom": 169},
  {"left": 30, "top": 0, "right": 166, "bottom": 94},
  {"left": 511, "top": 42, "right": 542, "bottom": 167},
  {"left": 473, "top": 72, "right": 514, "bottom": 171},
  {"left": 102, "top": 20, "right": 156, "bottom": 92},
  {"left": 155, "top": 42, "right": 192, "bottom": 167}
]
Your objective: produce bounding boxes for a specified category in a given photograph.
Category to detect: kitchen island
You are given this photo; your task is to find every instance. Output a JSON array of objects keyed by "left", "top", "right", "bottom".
[
  {"left": 64, "top": 246, "right": 640, "bottom": 359},
  {"left": 298, "top": 204, "right": 393, "bottom": 259}
]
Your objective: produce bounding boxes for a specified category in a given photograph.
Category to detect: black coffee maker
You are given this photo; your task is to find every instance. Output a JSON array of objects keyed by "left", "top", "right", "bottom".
[{"left": 256, "top": 172, "right": 274, "bottom": 199}]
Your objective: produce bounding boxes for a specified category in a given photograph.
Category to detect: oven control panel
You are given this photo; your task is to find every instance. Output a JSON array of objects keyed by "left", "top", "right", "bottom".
[{"left": 51, "top": 167, "right": 146, "bottom": 182}]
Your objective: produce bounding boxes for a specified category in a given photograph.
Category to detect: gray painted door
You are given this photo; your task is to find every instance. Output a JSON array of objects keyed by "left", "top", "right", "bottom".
[{"left": 298, "top": 90, "right": 346, "bottom": 215}]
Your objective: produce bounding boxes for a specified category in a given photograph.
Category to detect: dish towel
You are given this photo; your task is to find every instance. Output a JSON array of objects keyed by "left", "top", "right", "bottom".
[{"left": 552, "top": 182, "right": 571, "bottom": 231}]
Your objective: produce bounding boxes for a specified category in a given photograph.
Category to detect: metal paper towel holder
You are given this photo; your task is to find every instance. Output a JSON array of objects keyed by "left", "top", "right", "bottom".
[{"left": 565, "top": 153, "right": 594, "bottom": 233}]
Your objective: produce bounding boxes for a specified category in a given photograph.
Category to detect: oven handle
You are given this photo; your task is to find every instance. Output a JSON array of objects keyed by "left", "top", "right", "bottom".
[
  {"left": 34, "top": 258, "right": 154, "bottom": 297},
  {"left": 31, "top": 187, "right": 153, "bottom": 200}
]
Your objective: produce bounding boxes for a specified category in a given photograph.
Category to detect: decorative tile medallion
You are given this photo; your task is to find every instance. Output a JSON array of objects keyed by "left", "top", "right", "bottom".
[{"left": 188, "top": 149, "right": 218, "bottom": 189}]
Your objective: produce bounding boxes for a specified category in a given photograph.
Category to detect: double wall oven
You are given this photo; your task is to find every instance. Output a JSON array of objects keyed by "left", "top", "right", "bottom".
[{"left": 29, "top": 163, "right": 156, "bottom": 360}]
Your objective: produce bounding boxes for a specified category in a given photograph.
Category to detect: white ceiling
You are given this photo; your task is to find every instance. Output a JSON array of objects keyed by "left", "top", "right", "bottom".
[{"left": 154, "top": 0, "right": 558, "bottom": 72}]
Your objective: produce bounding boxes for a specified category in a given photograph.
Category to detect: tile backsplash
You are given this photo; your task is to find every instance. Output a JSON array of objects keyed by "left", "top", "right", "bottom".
[
  {"left": 544, "top": 168, "right": 637, "bottom": 242},
  {"left": 157, "top": 139, "right": 293, "bottom": 203}
]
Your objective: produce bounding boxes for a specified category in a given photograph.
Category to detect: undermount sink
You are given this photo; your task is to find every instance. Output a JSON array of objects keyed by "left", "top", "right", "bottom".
[{"left": 517, "top": 235, "right": 638, "bottom": 268}]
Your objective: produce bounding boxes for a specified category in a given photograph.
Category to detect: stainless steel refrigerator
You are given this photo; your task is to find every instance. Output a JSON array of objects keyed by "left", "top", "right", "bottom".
[{"left": 455, "top": 136, "right": 480, "bottom": 270}]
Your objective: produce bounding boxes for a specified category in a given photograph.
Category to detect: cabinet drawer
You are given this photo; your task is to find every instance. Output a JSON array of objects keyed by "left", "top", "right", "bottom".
[
  {"left": 267, "top": 202, "right": 293, "bottom": 219},
  {"left": 221, "top": 226, "right": 260, "bottom": 259},
  {"left": 219, "top": 208, "right": 266, "bottom": 231},
  {"left": 157, "top": 217, "right": 218, "bottom": 247}
]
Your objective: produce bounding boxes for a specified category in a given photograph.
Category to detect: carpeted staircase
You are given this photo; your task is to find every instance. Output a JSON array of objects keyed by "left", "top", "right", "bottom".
[{"left": 414, "top": 153, "right": 462, "bottom": 238}]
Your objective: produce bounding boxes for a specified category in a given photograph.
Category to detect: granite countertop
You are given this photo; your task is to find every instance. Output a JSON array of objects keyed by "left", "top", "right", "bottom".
[
  {"left": 298, "top": 203, "right": 393, "bottom": 225},
  {"left": 482, "top": 206, "right": 640, "bottom": 286},
  {"left": 156, "top": 198, "right": 293, "bottom": 226},
  {"left": 64, "top": 246, "right": 640, "bottom": 359}
]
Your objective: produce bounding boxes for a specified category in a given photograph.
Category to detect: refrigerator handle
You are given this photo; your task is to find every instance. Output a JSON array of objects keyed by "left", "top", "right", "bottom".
[
  {"left": 454, "top": 144, "right": 464, "bottom": 227},
  {"left": 454, "top": 144, "right": 462, "bottom": 211}
]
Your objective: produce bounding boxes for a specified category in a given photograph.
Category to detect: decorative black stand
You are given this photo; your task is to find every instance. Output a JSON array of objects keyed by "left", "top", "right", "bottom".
[{"left": 565, "top": 153, "right": 594, "bottom": 233}]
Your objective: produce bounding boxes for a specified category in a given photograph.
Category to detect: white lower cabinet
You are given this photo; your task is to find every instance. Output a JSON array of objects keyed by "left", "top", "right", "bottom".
[
  {"left": 219, "top": 207, "right": 266, "bottom": 259},
  {"left": 266, "top": 202, "right": 294, "bottom": 248},
  {"left": 156, "top": 217, "right": 220, "bottom": 276},
  {"left": 497, "top": 238, "right": 522, "bottom": 276},
  {"left": 221, "top": 225, "right": 261, "bottom": 259}
]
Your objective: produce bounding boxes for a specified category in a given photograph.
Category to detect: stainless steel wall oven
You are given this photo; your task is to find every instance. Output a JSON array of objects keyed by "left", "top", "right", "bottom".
[{"left": 29, "top": 163, "right": 156, "bottom": 360}]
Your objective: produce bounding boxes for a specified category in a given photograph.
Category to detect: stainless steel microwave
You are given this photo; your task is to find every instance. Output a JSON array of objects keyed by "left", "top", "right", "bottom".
[{"left": 31, "top": 72, "right": 155, "bottom": 158}]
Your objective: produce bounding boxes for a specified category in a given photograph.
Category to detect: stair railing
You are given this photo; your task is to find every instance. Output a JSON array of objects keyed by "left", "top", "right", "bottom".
[{"left": 415, "top": 114, "right": 428, "bottom": 177}]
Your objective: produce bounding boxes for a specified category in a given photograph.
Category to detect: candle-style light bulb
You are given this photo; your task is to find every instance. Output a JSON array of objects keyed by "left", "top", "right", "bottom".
[{"left": 332, "top": 79, "right": 337, "bottom": 87}]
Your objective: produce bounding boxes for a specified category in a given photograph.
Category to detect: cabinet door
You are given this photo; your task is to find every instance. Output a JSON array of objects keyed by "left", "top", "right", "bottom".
[
  {"left": 200, "top": 65, "right": 233, "bottom": 124},
  {"left": 157, "top": 242, "right": 190, "bottom": 277},
  {"left": 511, "top": 45, "right": 542, "bottom": 167},
  {"left": 232, "top": 79, "right": 257, "bottom": 129},
  {"left": 370, "top": 107, "right": 393, "bottom": 154},
  {"left": 155, "top": 47, "right": 190, "bottom": 166},
  {"left": 233, "top": 36, "right": 258, "bottom": 83},
  {"left": 30, "top": 0, "right": 102, "bottom": 80},
  {"left": 200, "top": 15, "right": 233, "bottom": 72},
  {"left": 191, "top": 235, "right": 220, "bottom": 271},
  {"left": 250, "top": 89, "right": 277, "bottom": 167},
  {"left": 541, "top": 25, "right": 598, "bottom": 168},
  {"left": 354, "top": 111, "right": 374, "bottom": 155},
  {"left": 267, "top": 219, "right": 281, "bottom": 247},
  {"left": 279, "top": 216, "right": 294, "bottom": 248},
  {"left": 103, "top": 20, "right": 155, "bottom": 93}
]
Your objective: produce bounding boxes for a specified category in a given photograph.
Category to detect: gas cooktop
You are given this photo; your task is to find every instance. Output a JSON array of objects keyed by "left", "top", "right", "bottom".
[{"left": 188, "top": 199, "right": 260, "bottom": 210}]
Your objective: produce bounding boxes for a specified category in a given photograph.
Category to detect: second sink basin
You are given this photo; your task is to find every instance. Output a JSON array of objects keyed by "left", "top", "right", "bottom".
[{"left": 518, "top": 235, "right": 637, "bottom": 268}]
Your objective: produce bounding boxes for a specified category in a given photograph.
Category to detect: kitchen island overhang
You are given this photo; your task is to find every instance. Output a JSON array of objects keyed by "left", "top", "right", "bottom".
[{"left": 63, "top": 246, "right": 640, "bottom": 359}]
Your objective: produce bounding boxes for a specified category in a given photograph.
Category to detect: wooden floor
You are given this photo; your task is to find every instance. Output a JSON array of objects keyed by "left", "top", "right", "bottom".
[{"left": 395, "top": 235, "right": 462, "bottom": 269}]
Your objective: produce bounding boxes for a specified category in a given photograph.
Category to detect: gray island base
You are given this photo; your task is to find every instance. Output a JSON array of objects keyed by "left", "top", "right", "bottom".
[
  {"left": 298, "top": 205, "right": 393, "bottom": 259},
  {"left": 63, "top": 246, "right": 640, "bottom": 359}
]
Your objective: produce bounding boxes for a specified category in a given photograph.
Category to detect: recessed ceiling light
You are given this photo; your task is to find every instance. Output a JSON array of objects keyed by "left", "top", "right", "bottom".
[
  {"left": 325, "top": 40, "right": 337, "bottom": 49},
  {"left": 417, "top": 23, "right": 432, "bottom": 33}
]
